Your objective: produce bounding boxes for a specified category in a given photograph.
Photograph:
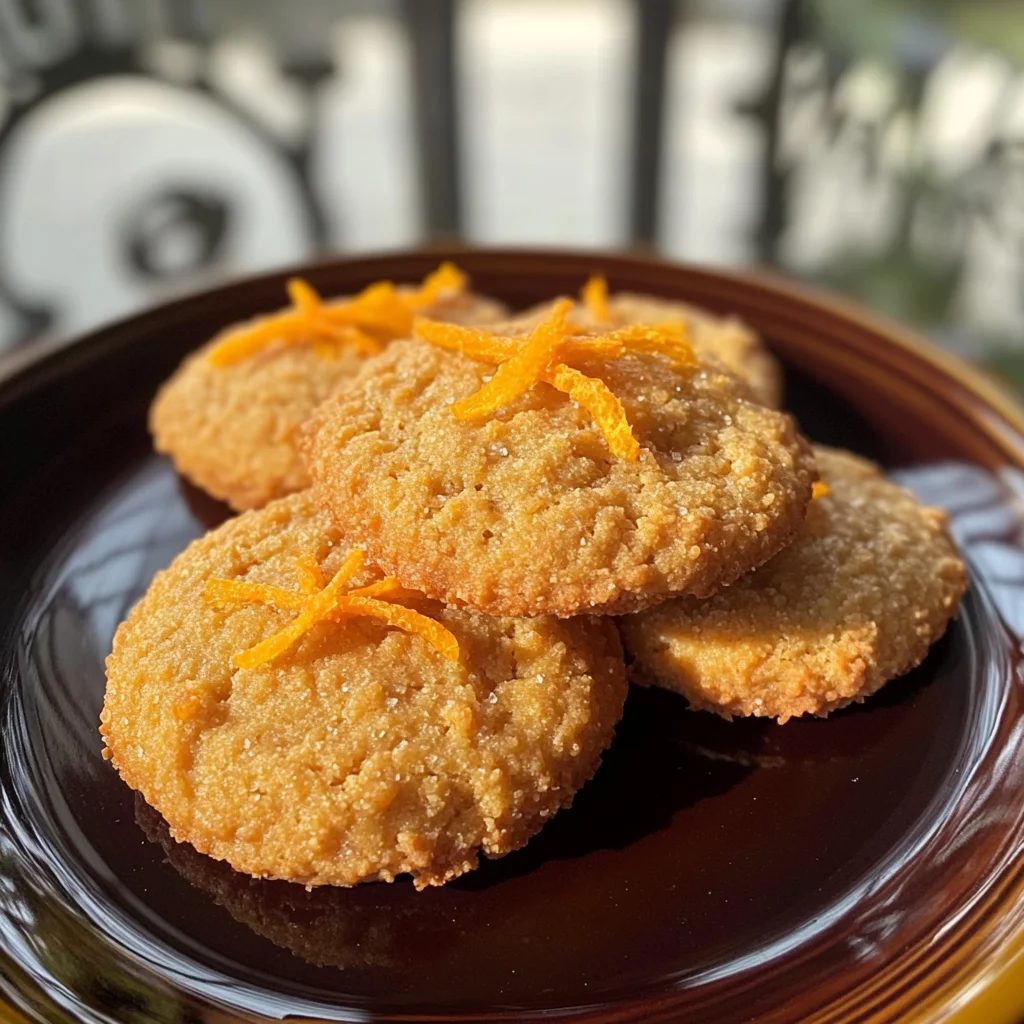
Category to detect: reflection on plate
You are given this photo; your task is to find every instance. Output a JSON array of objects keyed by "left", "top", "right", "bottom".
[{"left": 134, "top": 796, "right": 461, "bottom": 973}]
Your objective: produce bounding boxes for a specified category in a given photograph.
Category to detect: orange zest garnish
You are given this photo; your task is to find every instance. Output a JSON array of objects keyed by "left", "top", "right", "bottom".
[
  {"left": 207, "top": 262, "right": 467, "bottom": 367},
  {"left": 414, "top": 299, "right": 695, "bottom": 461},
  {"left": 415, "top": 322, "right": 512, "bottom": 362},
  {"left": 203, "top": 551, "right": 459, "bottom": 667},
  {"left": 329, "top": 595, "right": 460, "bottom": 662},
  {"left": 545, "top": 363, "right": 639, "bottom": 460},
  {"left": 449, "top": 299, "right": 577, "bottom": 421},
  {"left": 812, "top": 481, "right": 831, "bottom": 500},
  {"left": 402, "top": 261, "right": 468, "bottom": 309},
  {"left": 602, "top": 323, "right": 695, "bottom": 366},
  {"left": 203, "top": 578, "right": 306, "bottom": 611},
  {"left": 295, "top": 553, "right": 325, "bottom": 594},
  {"left": 348, "top": 578, "right": 424, "bottom": 603},
  {"left": 582, "top": 274, "right": 611, "bottom": 323},
  {"left": 207, "top": 280, "right": 385, "bottom": 366}
]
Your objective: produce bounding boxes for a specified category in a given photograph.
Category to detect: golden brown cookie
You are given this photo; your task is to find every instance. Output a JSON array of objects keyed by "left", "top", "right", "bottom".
[
  {"left": 303, "top": 306, "right": 816, "bottom": 618},
  {"left": 150, "top": 271, "right": 507, "bottom": 511},
  {"left": 505, "top": 283, "right": 781, "bottom": 407},
  {"left": 101, "top": 492, "right": 627, "bottom": 889},
  {"left": 619, "top": 446, "right": 968, "bottom": 722}
]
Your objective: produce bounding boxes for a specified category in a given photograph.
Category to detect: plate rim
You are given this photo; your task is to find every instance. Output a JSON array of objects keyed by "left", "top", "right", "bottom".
[{"left": 2, "top": 246, "right": 1024, "bottom": 1024}]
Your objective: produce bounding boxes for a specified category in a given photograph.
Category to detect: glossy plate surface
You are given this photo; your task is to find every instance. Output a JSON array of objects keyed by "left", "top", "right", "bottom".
[{"left": 1, "top": 250, "right": 1023, "bottom": 1024}]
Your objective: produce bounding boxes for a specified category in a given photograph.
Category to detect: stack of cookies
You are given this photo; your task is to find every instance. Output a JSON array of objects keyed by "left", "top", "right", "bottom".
[{"left": 101, "top": 264, "right": 967, "bottom": 890}]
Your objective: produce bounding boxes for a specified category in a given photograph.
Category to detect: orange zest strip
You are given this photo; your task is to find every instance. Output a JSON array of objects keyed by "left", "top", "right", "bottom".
[
  {"left": 207, "top": 263, "right": 468, "bottom": 367},
  {"left": 582, "top": 274, "right": 611, "bottom": 323},
  {"left": 451, "top": 298, "right": 575, "bottom": 420},
  {"left": 205, "top": 549, "right": 458, "bottom": 668},
  {"left": 204, "top": 579, "right": 305, "bottom": 612},
  {"left": 319, "top": 324, "right": 383, "bottom": 357},
  {"left": 348, "top": 578, "right": 423, "bottom": 602},
  {"left": 544, "top": 364, "right": 639, "bottom": 460},
  {"left": 230, "top": 549, "right": 364, "bottom": 669},
  {"left": 323, "top": 282, "right": 414, "bottom": 336},
  {"left": 558, "top": 334, "right": 627, "bottom": 363},
  {"left": 413, "top": 318, "right": 515, "bottom": 362},
  {"left": 205, "top": 310, "right": 311, "bottom": 367},
  {"left": 207, "top": 279, "right": 385, "bottom": 366},
  {"left": 328, "top": 595, "right": 459, "bottom": 661},
  {"left": 812, "top": 481, "right": 831, "bottom": 500},
  {"left": 288, "top": 278, "right": 320, "bottom": 316},
  {"left": 402, "top": 262, "right": 468, "bottom": 309},
  {"left": 295, "top": 555, "right": 325, "bottom": 594},
  {"left": 599, "top": 323, "right": 696, "bottom": 367},
  {"left": 299, "top": 279, "right": 408, "bottom": 343},
  {"left": 559, "top": 327, "right": 694, "bottom": 372}
]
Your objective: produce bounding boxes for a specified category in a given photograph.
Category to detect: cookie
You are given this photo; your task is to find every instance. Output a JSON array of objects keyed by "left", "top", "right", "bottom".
[
  {"left": 101, "top": 492, "right": 627, "bottom": 888},
  {"left": 503, "top": 277, "right": 781, "bottom": 407},
  {"left": 619, "top": 446, "right": 968, "bottom": 722},
  {"left": 150, "top": 265, "right": 507, "bottom": 511},
  {"left": 303, "top": 301, "right": 816, "bottom": 617}
]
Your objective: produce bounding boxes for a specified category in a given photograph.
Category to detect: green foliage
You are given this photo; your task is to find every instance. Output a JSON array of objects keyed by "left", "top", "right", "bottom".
[{"left": 812, "top": 0, "right": 1024, "bottom": 65}]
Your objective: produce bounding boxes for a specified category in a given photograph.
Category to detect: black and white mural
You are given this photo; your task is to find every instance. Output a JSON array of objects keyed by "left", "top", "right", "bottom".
[
  {"left": 0, "top": 1, "right": 321, "bottom": 347},
  {"left": 0, "top": 0, "right": 1021, "bottom": 363},
  {"left": 0, "top": 0, "right": 418, "bottom": 352}
]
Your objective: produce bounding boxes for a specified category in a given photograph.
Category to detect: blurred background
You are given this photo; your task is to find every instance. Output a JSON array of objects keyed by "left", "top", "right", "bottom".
[{"left": 0, "top": 0, "right": 1022, "bottom": 379}]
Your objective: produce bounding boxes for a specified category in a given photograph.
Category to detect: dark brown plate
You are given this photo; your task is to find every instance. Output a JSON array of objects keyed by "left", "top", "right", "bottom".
[{"left": 2, "top": 250, "right": 1024, "bottom": 1024}]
